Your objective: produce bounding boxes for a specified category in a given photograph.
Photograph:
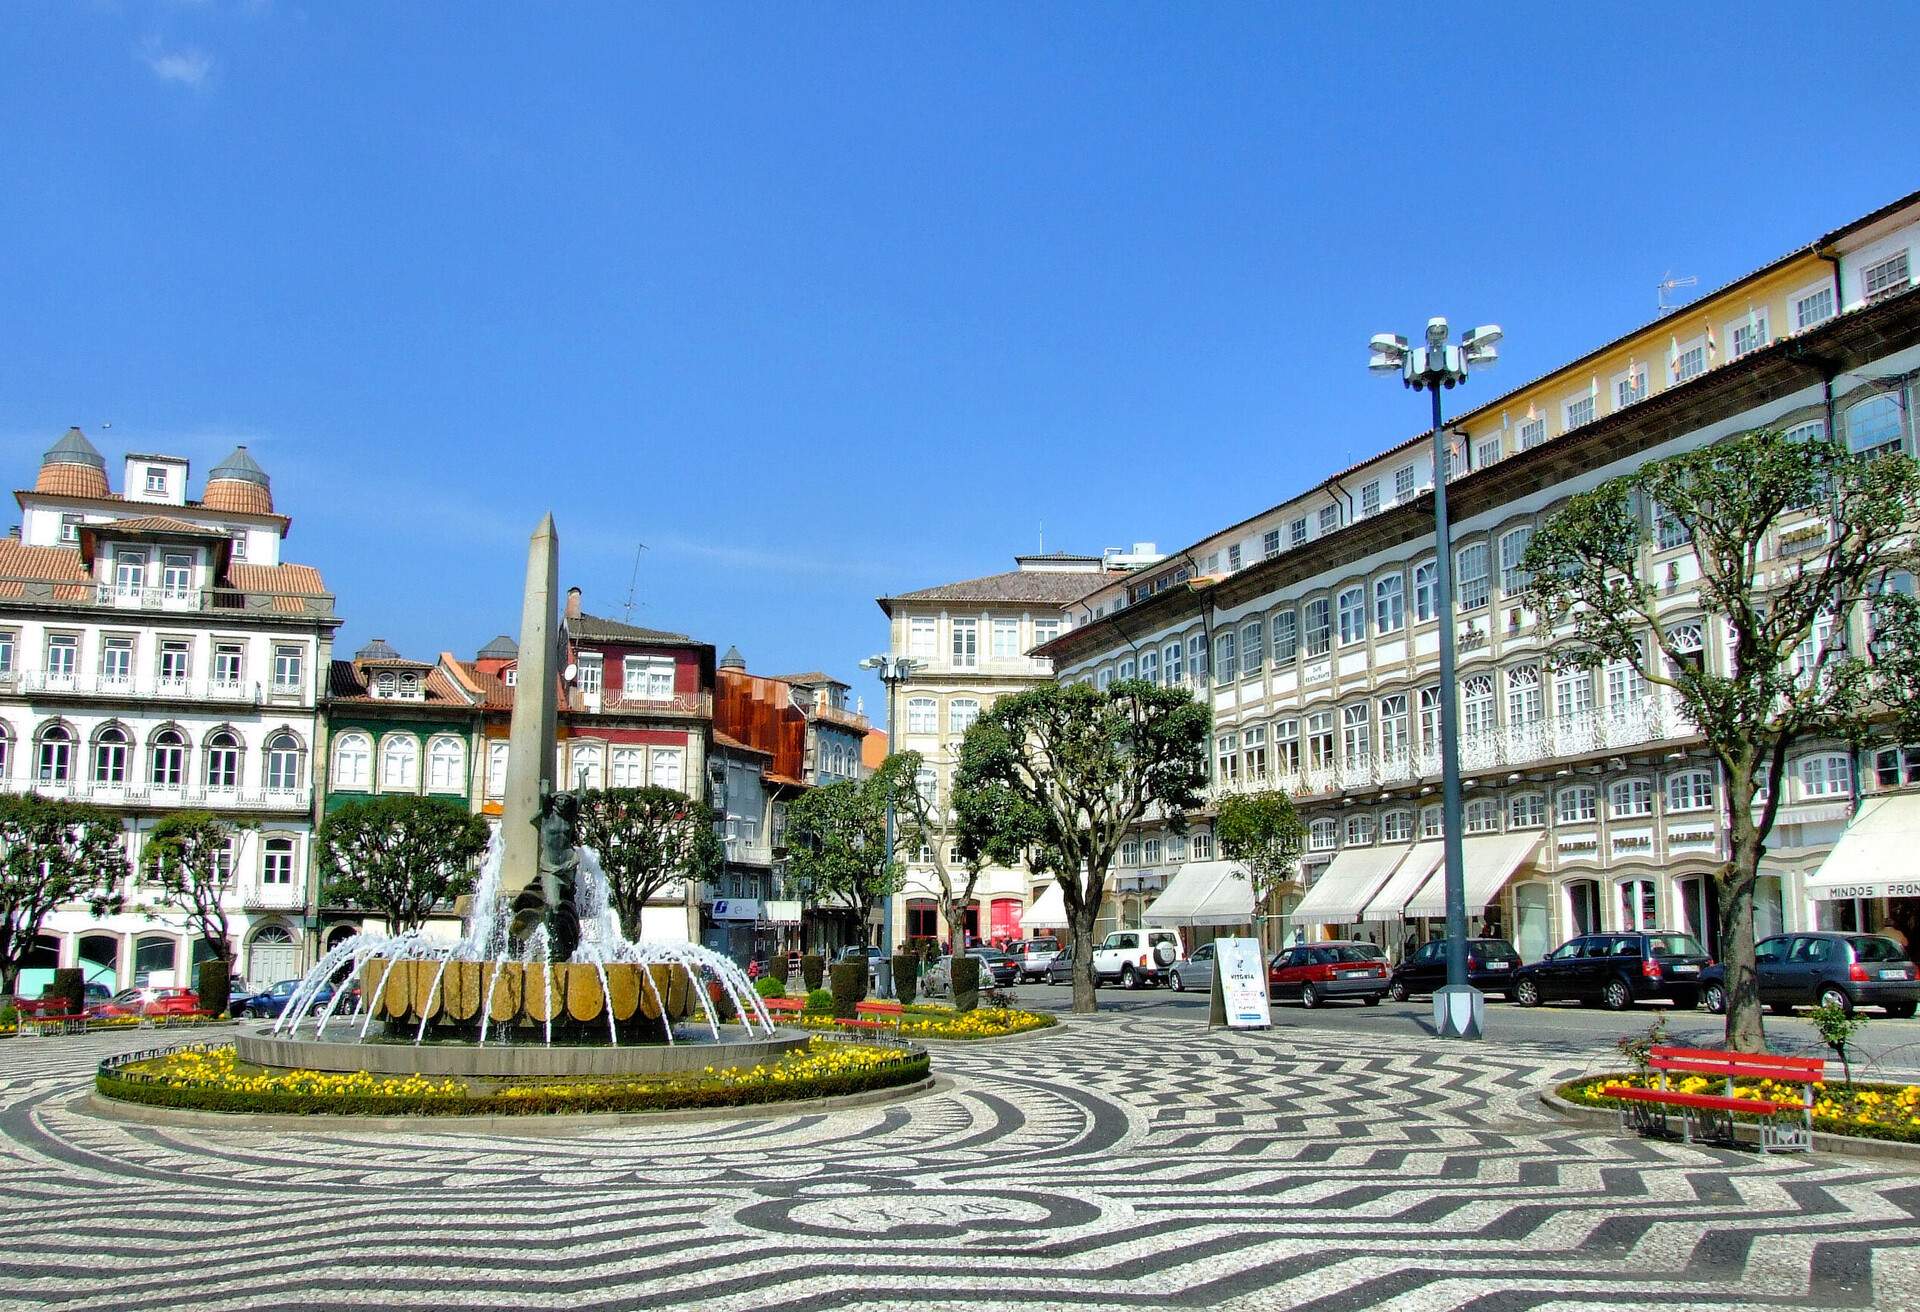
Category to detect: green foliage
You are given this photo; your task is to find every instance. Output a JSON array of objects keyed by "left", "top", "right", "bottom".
[
  {"left": 753, "top": 974, "right": 786, "bottom": 1000},
  {"left": 785, "top": 778, "right": 902, "bottom": 939},
  {"left": 0, "top": 794, "right": 126, "bottom": 996},
  {"left": 955, "top": 679, "right": 1210, "bottom": 1012},
  {"left": 317, "top": 796, "right": 489, "bottom": 935},
  {"left": 828, "top": 962, "right": 864, "bottom": 1018},
  {"left": 572, "top": 787, "right": 721, "bottom": 937},
  {"left": 1808, "top": 1002, "right": 1868, "bottom": 1086},
  {"left": 1613, "top": 1012, "right": 1670, "bottom": 1076},
  {"left": 196, "top": 959, "right": 231, "bottom": 1019},
  {"left": 951, "top": 956, "right": 981, "bottom": 1013},
  {"left": 49, "top": 967, "right": 84, "bottom": 1017},
  {"left": 802, "top": 987, "right": 835, "bottom": 1016},
  {"left": 801, "top": 954, "right": 825, "bottom": 992},
  {"left": 145, "top": 811, "right": 250, "bottom": 965},
  {"left": 1213, "top": 790, "right": 1307, "bottom": 917},
  {"left": 1521, "top": 429, "right": 1920, "bottom": 1051},
  {"left": 891, "top": 953, "right": 919, "bottom": 1006},
  {"left": 769, "top": 954, "right": 791, "bottom": 985}
]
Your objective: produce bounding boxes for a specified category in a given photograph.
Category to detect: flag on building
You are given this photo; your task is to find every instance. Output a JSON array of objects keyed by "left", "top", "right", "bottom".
[
  {"left": 1668, "top": 335, "right": 1680, "bottom": 381},
  {"left": 1705, "top": 319, "right": 1718, "bottom": 362}
]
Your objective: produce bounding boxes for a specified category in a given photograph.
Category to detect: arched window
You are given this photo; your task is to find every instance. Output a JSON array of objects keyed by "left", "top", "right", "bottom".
[
  {"left": 265, "top": 732, "right": 303, "bottom": 791},
  {"left": 906, "top": 698, "right": 936, "bottom": 735},
  {"left": 149, "top": 728, "right": 186, "bottom": 788},
  {"left": 1337, "top": 586, "right": 1367, "bottom": 645},
  {"left": 205, "top": 729, "right": 241, "bottom": 789},
  {"left": 1846, "top": 393, "right": 1905, "bottom": 457},
  {"left": 1240, "top": 619, "right": 1264, "bottom": 676},
  {"left": 37, "top": 723, "right": 73, "bottom": 784},
  {"left": 1556, "top": 785, "right": 1597, "bottom": 824},
  {"left": 1139, "top": 649, "right": 1158, "bottom": 685},
  {"left": 1374, "top": 573, "right": 1405, "bottom": 634},
  {"left": 262, "top": 836, "right": 296, "bottom": 885},
  {"left": 93, "top": 725, "right": 129, "bottom": 785},
  {"left": 1307, "top": 817, "right": 1338, "bottom": 851},
  {"left": 566, "top": 741, "right": 600, "bottom": 791},
  {"left": 948, "top": 698, "right": 980, "bottom": 738},
  {"left": 1507, "top": 793, "right": 1545, "bottom": 828},
  {"left": 1799, "top": 753, "right": 1852, "bottom": 798},
  {"left": 381, "top": 735, "right": 418, "bottom": 789},
  {"left": 1667, "top": 768, "right": 1714, "bottom": 813},
  {"left": 399, "top": 673, "right": 420, "bottom": 698},
  {"left": 375, "top": 671, "right": 396, "bottom": 698},
  {"left": 1461, "top": 673, "right": 1497, "bottom": 739},
  {"left": 1609, "top": 778, "right": 1653, "bottom": 817},
  {"left": 1344, "top": 813, "right": 1374, "bottom": 846},
  {"left": 1505, "top": 664, "right": 1543, "bottom": 727},
  {"left": 427, "top": 736, "right": 466, "bottom": 792},
  {"left": 0, "top": 723, "right": 10, "bottom": 781},
  {"left": 1381, "top": 809, "right": 1414, "bottom": 842},
  {"left": 487, "top": 741, "right": 509, "bottom": 795},
  {"left": 1341, "top": 703, "right": 1370, "bottom": 769},
  {"left": 1464, "top": 798, "right": 1500, "bottom": 833},
  {"left": 1420, "top": 804, "right": 1442, "bottom": 838},
  {"left": 332, "top": 732, "right": 371, "bottom": 789}
]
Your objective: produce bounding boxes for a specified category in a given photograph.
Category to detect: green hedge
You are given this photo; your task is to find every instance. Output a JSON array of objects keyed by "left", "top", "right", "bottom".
[
  {"left": 829, "top": 962, "right": 864, "bottom": 1019},
  {"left": 50, "top": 968, "right": 85, "bottom": 1018},
  {"left": 754, "top": 975, "right": 786, "bottom": 999},
  {"left": 197, "top": 960, "right": 232, "bottom": 1020},
  {"left": 802, "top": 988, "right": 835, "bottom": 1015},
  {"left": 892, "top": 954, "right": 919, "bottom": 1006},
  {"left": 1560, "top": 1074, "right": 1920, "bottom": 1146},
  {"left": 769, "top": 955, "right": 791, "bottom": 986},
  {"left": 951, "top": 957, "right": 981, "bottom": 1013},
  {"left": 98, "top": 1050, "right": 931, "bottom": 1118},
  {"left": 801, "top": 954, "right": 825, "bottom": 992}
]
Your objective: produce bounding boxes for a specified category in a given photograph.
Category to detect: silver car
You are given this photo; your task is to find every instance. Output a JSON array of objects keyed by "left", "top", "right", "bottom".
[{"left": 1168, "top": 942, "right": 1215, "bottom": 992}]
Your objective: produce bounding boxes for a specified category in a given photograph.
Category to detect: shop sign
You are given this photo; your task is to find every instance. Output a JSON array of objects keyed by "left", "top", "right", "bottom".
[
  {"left": 711, "top": 899, "right": 760, "bottom": 922},
  {"left": 1208, "top": 937, "right": 1273, "bottom": 1030}
]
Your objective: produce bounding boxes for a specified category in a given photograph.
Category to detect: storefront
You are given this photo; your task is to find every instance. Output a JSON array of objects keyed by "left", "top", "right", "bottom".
[
  {"left": 1806, "top": 794, "right": 1920, "bottom": 946},
  {"left": 1143, "top": 860, "right": 1253, "bottom": 952}
]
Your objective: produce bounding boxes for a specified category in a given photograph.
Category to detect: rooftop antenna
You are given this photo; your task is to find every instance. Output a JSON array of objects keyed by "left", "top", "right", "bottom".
[
  {"left": 1657, "top": 271, "right": 1698, "bottom": 314},
  {"left": 1038, "top": 520, "right": 1044, "bottom": 554},
  {"left": 621, "top": 542, "right": 649, "bottom": 621}
]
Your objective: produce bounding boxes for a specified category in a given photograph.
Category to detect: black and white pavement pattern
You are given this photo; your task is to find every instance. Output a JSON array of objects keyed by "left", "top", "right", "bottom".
[{"left": 3, "top": 1017, "right": 1919, "bottom": 1311}]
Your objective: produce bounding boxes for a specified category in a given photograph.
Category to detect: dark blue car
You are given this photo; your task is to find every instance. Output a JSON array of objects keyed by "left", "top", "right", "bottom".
[{"left": 232, "top": 979, "right": 343, "bottom": 1019}]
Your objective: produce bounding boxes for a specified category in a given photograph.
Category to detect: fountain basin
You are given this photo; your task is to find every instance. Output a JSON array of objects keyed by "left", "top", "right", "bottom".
[
  {"left": 237, "top": 1028, "right": 811, "bottom": 1080},
  {"left": 360, "top": 958, "right": 706, "bottom": 1029}
]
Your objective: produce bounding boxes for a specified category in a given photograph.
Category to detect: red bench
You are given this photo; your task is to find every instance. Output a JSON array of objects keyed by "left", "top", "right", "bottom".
[
  {"left": 1603, "top": 1045, "right": 1824, "bottom": 1153},
  {"left": 761, "top": 997, "right": 803, "bottom": 1015},
  {"left": 22, "top": 1013, "right": 89, "bottom": 1037},
  {"left": 856, "top": 1000, "right": 904, "bottom": 1017}
]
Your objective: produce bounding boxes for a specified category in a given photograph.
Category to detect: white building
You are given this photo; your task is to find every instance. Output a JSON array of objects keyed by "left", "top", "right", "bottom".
[
  {"left": 2, "top": 431, "right": 339, "bottom": 991},
  {"left": 1042, "top": 189, "right": 1920, "bottom": 962},
  {"left": 875, "top": 551, "right": 1152, "bottom": 947}
]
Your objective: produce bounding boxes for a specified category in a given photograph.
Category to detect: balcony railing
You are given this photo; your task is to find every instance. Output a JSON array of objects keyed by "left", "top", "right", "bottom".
[
  {"left": 573, "top": 690, "right": 712, "bottom": 717},
  {"left": 0, "top": 777, "right": 312, "bottom": 811},
  {"left": 0, "top": 576, "right": 336, "bottom": 618},
  {"left": 13, "top": 670, "right": 273, "bottom": 705},
  {"left": 1214, "top": 703, "right": 1674, "bottom": 802},
  {"left": 242, "top": 883, "right": 309, "bottom": 912}
]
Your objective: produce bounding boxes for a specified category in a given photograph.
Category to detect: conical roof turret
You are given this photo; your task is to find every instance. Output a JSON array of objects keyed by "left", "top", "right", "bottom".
[
  {"left": 35, "top": 427, "right": 109, "bottom": 498},
  {"left": 203, "top": 444, "right": 274, "bottom": 514},
  {"left": 719, "top": 644, "right": 746, "bottom": 670}
]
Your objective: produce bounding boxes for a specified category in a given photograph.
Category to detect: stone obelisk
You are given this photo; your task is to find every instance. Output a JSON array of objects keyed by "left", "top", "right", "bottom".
[{"left": 500, "top": 513, "right": 560, "bottom": 894}]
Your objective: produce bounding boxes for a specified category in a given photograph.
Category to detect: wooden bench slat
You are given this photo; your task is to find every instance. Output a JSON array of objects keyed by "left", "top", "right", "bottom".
[
  {"left": 1602, "top": 1085, "right": 1790, "bottom": 1116},
  {"left": 1651, "top": 1044, "right": 1824, "bottom": 1072}
]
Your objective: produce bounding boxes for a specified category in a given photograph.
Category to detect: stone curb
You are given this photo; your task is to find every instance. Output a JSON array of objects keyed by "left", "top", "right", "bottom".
[
  {"left": 1536, "top": 1086, "right": 1920, "bottom": 1167},
  {"left": 83, "top": 1074, "right": 943, "bottom": 1137}
]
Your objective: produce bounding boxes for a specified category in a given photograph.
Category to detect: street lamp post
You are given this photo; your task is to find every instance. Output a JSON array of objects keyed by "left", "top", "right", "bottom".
[
  {"left": 859, "top": 653, "right": 919, "bottom": 997},
  {"left": 1370, "top": 318, "right": 1501, "bottom": 1041}
]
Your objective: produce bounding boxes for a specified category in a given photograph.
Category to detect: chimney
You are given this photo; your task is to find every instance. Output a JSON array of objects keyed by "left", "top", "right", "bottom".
[{"left": 565, "top": 586, "right": 582, "bottom": 620}]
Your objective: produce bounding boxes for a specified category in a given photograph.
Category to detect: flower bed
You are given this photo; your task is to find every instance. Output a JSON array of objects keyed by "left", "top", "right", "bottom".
[
  {"left": 795, "top": 1002, "right": 1055, "bottom": 1041},
  {"left": 1561, "top": 1072, "right": 1920, "bottom": 1144},
  {"left": 96, "top": 1038, "right": 929, "bottom": 1117}
]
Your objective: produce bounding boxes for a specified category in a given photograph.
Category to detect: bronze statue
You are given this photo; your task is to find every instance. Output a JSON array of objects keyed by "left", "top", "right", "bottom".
[{"left": 511, "top": 785, "right": 582, "bottom": 962}]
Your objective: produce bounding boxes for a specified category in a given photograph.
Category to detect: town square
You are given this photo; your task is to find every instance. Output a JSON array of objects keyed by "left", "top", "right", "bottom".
[{"left": 4, "top": 6, "right": 1920, "bottom": 1311}]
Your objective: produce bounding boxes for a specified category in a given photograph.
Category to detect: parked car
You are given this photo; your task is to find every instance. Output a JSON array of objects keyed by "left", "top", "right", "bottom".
[
  {"left": 1168, "top": 942, "right": 1216, "bottom": 992},
  {"left": 1387, "top": 938, "right": 1523, "bottom": 1002},
  {"left": 921, "top": 950, "right": 1018, "bottom": 997},
  {"left": 835, "top": 945, "right": 886, "bottom": 988},
  {"left": 1700, "top": 932, "right": 1918, "bottom": 1018},
  {"left": 1268, "top": 941, "right": 1389, "bottom": 1007},
  {"left": 1513, "top": 931, "right": 1709, "bottom": 1011},
  {"left": 232, "top": 979, "right": 338, "bottom": 1019},
  {"left": 13, "top": 982, "right": 112, "bottom": 1017},
  {"left": 1092, "top": 929, "right": 1183, "bottom": 988},
  {"left": 1017, "top": 937, "right": 1061, "bottom": 981},
  {"left": 1045, "top": 942, "right": 1077, "bottom": 985},
  {"left": 89, "top": 987, "right": 202, "bottom": 1019}
]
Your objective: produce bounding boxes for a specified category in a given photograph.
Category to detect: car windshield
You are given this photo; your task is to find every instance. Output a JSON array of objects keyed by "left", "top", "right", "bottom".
[
  {"left": 1327, "top": 945, "right": 1382, "bottom": 963},
  {"left": 1853, "top": 936, "right": 1909, "bottom": 963},
  {"left": 1646, "top": 934, "right": 1706, "bottom": 958}
]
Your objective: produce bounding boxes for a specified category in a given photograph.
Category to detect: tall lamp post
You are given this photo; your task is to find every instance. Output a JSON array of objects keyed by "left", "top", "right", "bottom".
[
  {"left": 859, "top": 653, "right": 919, "bottom": 996},
  {"left": 1369, "top": 317, "right": 1501, "bottom": 1041}
]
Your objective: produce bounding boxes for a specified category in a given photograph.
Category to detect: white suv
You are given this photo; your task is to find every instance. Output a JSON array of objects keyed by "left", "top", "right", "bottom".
[{"left": 1093, "top": 929, "right": 1183, "bottom": 988}]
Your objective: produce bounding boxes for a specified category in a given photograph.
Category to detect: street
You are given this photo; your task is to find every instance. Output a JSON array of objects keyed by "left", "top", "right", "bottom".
[{"left": 1012, "top": 977, "right": 1920, "bottom": 1077}]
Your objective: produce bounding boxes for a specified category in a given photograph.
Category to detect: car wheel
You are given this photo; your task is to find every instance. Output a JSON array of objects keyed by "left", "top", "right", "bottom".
[
  {"left": 1121, "top": 966, "right": 1137, "bottom": 990},
  {"left": 1603, "top": 978, "right": 1634, "bottom": 1011},
  {"left": 1387, "top": 979, "right": 1409, "bottom": 1003},
  {"left": 240, "top": 1006, "right": 257, "bottom": 1020},
  {"left": 1885, "top": 1002, "right": 1916, "bottom": 1019},
  {"left": 1817, "top": 986, "right": 1853, "bottom": 1015},
  {"left": 1169, "top": 970, "right": 1184, "bottom": 993},
  {"left": 1516, "top": 978, "right": 1541, "bottom": 1007},
  {"left": 1704, "top": 983, "right": 1728, "bottom": 1015},
  {"left": 1671, "top": 989, "right": 1699, "bottom": 1011},
  {"left": 1362, "top": 993, "right": 1381, "bottom": 1006},
  {"left": 1300, "top": 982, "right": 1321, "bottom": 1009}
]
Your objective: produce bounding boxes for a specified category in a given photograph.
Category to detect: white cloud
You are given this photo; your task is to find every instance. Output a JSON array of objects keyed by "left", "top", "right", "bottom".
[{"left": 139, "top": 40, "right": 214, "bottom": 89}]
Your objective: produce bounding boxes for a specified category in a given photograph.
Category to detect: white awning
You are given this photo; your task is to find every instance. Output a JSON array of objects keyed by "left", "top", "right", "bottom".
[
  {"left": 1025, "top": 883, "right": 1068, "bottom": 928},
  {"left": 1360, "top": 841, "right": 1444, "bottom": 922},
  {"left": 1403, "top": 833, "right": 1541, "bottom": 920},
  {"left": 1144, "top": 860, "right": 1255, "bottom": 928},
  {"left": 1806, "top": 794, "right": 1920, "bottom": 901},
  {"left": 1293, "top": 845, "right": 1413, "bottom": 923}
]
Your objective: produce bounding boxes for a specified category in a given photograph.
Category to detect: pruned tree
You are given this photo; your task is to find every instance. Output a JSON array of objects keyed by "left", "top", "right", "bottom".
[
  {"left": 876, "top": 749, "right": 1026, "bottom": 955},
  {"left": 1213, "top": 788, "right": 1307, "bottom": 954},
  {"left": 955, "top": 680, "right": 1210, "bottom": 1013},
  {"left": 316, "top": 795, "right": 489, "bottom": 934},
  {"left": 145, "top": 810, "right": 252, "bottom": 969},
  {"left": 574, "top": 786, "right": 722, "bottom": 938},
  {"left": 785, "top": 776, "right": 902, "bottom": 949},
  {"left": 1522, "top": 427, "right": 1920, "bottom": 1051},
  {"left": 0, "top": 795, "right": 124, "bottom": 998}
]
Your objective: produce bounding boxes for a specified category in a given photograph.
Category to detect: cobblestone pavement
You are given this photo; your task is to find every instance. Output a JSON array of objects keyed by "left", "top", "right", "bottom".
[{"left": 3, "top": 1019, "right": 1919, "bottom": 1311}]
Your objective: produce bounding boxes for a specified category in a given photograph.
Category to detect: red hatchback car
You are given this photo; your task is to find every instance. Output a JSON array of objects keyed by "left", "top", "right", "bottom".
[
  {"left": 1268, "top": 941, "right": 1390, "bottom": 1008},
  {"left": 89, "top": 987, "right": 202, "bottom": 1019}
]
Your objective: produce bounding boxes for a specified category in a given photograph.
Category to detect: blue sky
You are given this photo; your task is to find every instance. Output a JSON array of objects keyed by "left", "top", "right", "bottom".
[{"left": 7, "top": 4, "right": 1917, "bottom": 711}]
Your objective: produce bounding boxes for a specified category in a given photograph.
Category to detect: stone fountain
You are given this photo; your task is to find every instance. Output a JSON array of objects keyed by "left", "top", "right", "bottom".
[{"left": 241, "top": 516, "right": 786, "bottom": 1080}]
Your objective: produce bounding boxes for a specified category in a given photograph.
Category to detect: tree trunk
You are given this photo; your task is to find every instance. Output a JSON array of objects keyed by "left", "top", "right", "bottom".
[
  {"left": 1068, "top": 895, "right": 1100, "bottom": 1014},
  {"left": 1720, "top": 808, "right": 1768, "bottom": 1053},
  {"left": 1, "top": 962, "right": 19, "bottom": 999}
]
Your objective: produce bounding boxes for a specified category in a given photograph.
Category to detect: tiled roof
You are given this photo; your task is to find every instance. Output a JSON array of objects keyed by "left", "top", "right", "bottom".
[
  {"left": 568, "top": 611, "right": 700, "bottom": 645},
  {"left": 353, "top": 637, "right": 411, "bottom": 663},
  {"left": 33, "top": 462, "right": 108, "bottom": 498},
  {"left": 768, "top": 671, "right": 847, "bottom": 687},
  {"left": 43, "top": 427, "right": 105, "bottom": 470},
  {"left": 712, "top": 729, "right": 771, "bottom": 757},
  {"left": 328, "top": 659, "right": 475, "bottom": 708},
  {"left": 0, "top": 541, "right": 91, "bottom": 600},
  {"left": 226, "top": 561, "right": 326, "bottom": 594},
  {"left": 878, "top": 565, "right": 1113, "bottom": 612},
  {"left": 449, "top": 659, "right": 516, "bottom": 711},
  {"left": 477, "top": 634, "right": 518, "bottom": 658},
  {"left": 92, "top": 515, "right": 229, "bottom": 538}
]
